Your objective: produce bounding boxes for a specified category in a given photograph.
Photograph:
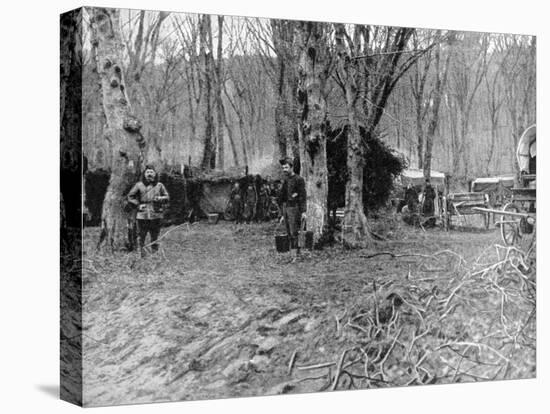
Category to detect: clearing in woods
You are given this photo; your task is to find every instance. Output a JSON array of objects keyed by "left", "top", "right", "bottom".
[{"left": 81, "top": 217, "right": 536, "bottom": 406}]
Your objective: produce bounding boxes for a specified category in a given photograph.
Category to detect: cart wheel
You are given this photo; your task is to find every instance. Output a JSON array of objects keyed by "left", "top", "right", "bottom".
[{"left": 500, "top": 203, "right": 520, "bottom": 246}]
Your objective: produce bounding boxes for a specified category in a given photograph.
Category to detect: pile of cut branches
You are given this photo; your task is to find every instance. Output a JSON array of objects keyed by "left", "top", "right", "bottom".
[{"left": 287, "top": 244, "right": 536, "bottom": 389}]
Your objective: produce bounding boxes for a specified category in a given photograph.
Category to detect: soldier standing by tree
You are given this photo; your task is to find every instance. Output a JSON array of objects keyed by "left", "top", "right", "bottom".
[
  {"left": 127, "top": 165, "right": 170, "bottom": 257},
  {"left": 278, "top": 157, "right": 307, "bottom": 256}
]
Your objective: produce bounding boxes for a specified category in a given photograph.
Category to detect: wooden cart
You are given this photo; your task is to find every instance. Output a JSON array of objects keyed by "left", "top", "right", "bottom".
[
  {"left": 474, "top": 204, "right": 535, "bottom": 247},
  {"left": 442, "top": 192, "right": 491, "bottom": 231},
  {"left": 472, "top": 124, "right": 536, "bottom": 249}
]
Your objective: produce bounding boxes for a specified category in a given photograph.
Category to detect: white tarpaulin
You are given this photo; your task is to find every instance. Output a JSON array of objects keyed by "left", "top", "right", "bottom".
[
  {"left": 398, "top": 168, "right": 446, "bottom": 188},
  {"left": 471, "top": 175, "right": 515, "bottom": 192},
  {"left": 517, "top": 124, "right": 536, "bottom": 173}
]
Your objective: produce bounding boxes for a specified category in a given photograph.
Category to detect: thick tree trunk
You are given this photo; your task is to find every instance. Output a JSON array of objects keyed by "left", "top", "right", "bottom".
[
  {"left": 199, "top": 15, "right": 215, "bottom": 170},
  {"left": 411, "top": 45, "right": 432, "bottom": 170},
  {"left": 345, "top": 119, "right": 371, "bottom": 247},
  {"left": 274, "top": 61, "right": 289, "bottom": 163},
  {"left": 274, "top": 63, "right": 299, "bottom": 163},
  {"left": 216, "top": 16, "right": 225, "bottom": 169},
  {"left": 296, "top": 22, "right": 329, "bottom": 243},
  {"left": 335, "top": 23, "right": 373, "bottom": 248},
  {"left": 289, "top": 75, "right": 301, "bottom": 162},
  {"left": 91, "top": 8, "right": 146, "bottom": 251},
  {"left": 271, "top": 20, "right": 300, "bottom": 168},
  {"left": 423, "top": 44, "right": 450, "bottom": 181}
]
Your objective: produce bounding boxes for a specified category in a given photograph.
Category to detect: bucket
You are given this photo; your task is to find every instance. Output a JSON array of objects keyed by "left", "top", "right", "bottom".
[
  {"left": 207, "top": 213, "right": 219, "bottom": 224},
  {"left": 303, "top": 230, "right": 314, "bottom": 250},
  {"left": 299, "top": 218, "right": 314, "bottom": 250},
  {"left": 275, "top": 234, "right": 290, "bottom": 253}
]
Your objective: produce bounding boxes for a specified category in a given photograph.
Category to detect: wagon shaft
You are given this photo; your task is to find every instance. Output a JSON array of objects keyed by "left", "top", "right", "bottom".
[{"left": 472, "top": 207, "right": 534, "bottom": 220}]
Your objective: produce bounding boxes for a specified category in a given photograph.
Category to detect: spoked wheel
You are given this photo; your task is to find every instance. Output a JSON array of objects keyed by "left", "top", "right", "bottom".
[{"left": 500, "top": 203, "right": 520, "bottom": 246}]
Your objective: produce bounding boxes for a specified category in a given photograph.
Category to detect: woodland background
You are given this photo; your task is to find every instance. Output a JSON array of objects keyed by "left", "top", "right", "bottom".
[{"left": 80, "top": 10, "right": 535, "bottom": 179}]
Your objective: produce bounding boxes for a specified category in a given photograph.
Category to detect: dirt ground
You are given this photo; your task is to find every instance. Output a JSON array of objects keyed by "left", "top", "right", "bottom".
[{"left": 81, "top": 215, "right": 536, "bottom": 407}]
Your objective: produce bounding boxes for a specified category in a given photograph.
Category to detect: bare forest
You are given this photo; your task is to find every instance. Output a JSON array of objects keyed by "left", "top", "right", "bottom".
[
  {"left": 82, "top": 11, "right": 534, "bottom": 178},
  {"left": 62, "top": 7, "right": 537, "bottom": 407}
]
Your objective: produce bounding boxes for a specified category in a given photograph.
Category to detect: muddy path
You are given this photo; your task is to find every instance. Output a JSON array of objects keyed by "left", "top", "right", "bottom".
[{"left": 81, "top": 220, "right": 517, "bottom": 406}]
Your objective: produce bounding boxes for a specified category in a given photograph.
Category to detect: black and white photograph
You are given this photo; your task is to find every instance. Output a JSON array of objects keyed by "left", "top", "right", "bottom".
[{"left": 58, "top": 2, "right": 538, "bottom": 409}]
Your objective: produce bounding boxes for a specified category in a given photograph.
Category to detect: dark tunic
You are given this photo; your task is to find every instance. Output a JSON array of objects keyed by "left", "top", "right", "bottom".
[
  {"left": 404, "top": 186, "right": 419, "bottom": 212},
  {"left": 279, "top": 174, "right": 307, "bottom": 249},
  {"left": 422, "top": 184, "right": 436, "bottom": 216},
  {"left": 279, "top": 174, "right": 306, "bottom": 214}
]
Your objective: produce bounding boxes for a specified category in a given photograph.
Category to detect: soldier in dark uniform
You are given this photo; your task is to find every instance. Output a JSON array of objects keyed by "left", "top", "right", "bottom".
[
  {"left": 278, "top": 157, "right": 307, "bottom": 255},
  {"left": 404, "top": 183, "right": 419, "bottom": 213},
  {"left": 422, "top": 179, "right": 436, "bottom": 217}
]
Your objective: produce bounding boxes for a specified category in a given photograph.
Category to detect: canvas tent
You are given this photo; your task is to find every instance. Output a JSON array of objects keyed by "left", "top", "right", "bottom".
[
  {"left": 517, "top": 124, "right": 536, "bottom": 174},
  {"left": 397, "top": 169, "right": 446, "bottom": 189}
]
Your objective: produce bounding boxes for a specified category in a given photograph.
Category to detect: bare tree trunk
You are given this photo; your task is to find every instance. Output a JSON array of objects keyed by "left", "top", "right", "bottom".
[
  {"left": 274, "top": 61, "right": 289, "bottom": 162},
  {"left": 424, "top": 43, "right": 451, "bottom": 181},
  {"left": 449, "top": 33, "right": 489, "bottom": 178},
  {"left": 289, "top": 76, "right": 301, "bottom": 162},
  {"left": 296, "top": 22, "right": 329, "bottom": 244},
  {"left": 91, "top": 8, "right": 146, "bottom": 250},
  {"left": 238, "top": 117, "right": 249, "bottom": 167},
  {"left": 410, "top": 50, "right": 431, "bottom": 169},
  {"left": 224, "top": 83, "right": 249, "bottom": 166},
  {"left": 123, "top": 11, "right": 168, "bottom": 168},
  {"left": 415, "top": 105, "right": 425, "bottom": 169},
  {"left": 485, "top": 67, "right": 502, "bottom": 175},
  {"left": 335, "top": 24, "right": 372, "bottom": 248},
  {"left": 184, "top": 64, "right": 197, "bottom": 150},
  {"left": 345, "top": 115, "right": 371, "bottom": 246},
  {"left": 199, "top": 14, "right": 215, "bottom": 170},
  {"left": 221, "top": 101, "right": 239, "bottom": 165},
  {"left": 460, "top": 119, "right": 470, "bottom": 178},
  {"left": 216, "top": 16, "right": 225, "bottom": 169}
]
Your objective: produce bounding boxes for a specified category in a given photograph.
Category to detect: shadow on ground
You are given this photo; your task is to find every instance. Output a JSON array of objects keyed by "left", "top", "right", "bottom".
[{"left": 36, "top": 384, "right": 59, "bottom": 399}]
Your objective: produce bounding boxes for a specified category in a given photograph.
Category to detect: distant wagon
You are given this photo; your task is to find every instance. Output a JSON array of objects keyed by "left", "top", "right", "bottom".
[
  {"left": 393, "top": 169, "right": 446, "bottom": 213},
  {"left": 398, "top": 168, "right": 446, "bottom": 189},
  {"left": 497, "top": 124, "right": 536, "bottom": 246},
  {"left": 470, "top": 175, "right": 515, "bottom": 208},
  {"left": 473, "top": 124, "right": 536, "bottom": 247},
  {"left": 442, "top": 191, "right": 491, "bottom": 230}
]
